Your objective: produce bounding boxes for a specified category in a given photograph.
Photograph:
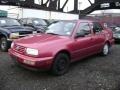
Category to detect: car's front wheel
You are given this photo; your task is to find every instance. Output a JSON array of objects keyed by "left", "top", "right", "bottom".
[
  {"left": 51, "top": 53, "right": 70, "bottom": 76},
  {"left": 0, "top": 37, "right": 9, "bottom": 52},
  {"left": 101, "top": 43, "right": 109, "bottom": 56}
]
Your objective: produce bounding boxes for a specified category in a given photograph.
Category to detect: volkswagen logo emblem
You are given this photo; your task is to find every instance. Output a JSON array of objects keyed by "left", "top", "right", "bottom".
[{"left": 16, "top": 46, "right": 20, "bottom": 50}]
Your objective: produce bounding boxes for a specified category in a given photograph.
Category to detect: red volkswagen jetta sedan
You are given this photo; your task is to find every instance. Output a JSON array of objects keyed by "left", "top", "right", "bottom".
[{"left": 9, "top": 20, "right": 114, "bottom": 75}]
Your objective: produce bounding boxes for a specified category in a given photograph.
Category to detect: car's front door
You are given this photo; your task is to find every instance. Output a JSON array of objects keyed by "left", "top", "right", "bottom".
[{"left": 72, "top": 22, "right": 95, "bottom": 61}]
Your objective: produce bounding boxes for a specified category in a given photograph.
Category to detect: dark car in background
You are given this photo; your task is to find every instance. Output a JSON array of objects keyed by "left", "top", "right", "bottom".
[
  {"left": 110, "top": 26, "right": 119, "bottom": 32},
  {"left": 0, "top": 18, "right": 35, "bottom": 52},
  {"left": 19, "top": 18, "right": 48, "bottom": 33},
  {"left": 109, "top": 26, "right": 120, "bottom": 42},
  {"left": 113, "top": 30, "right": 120, "bottom": 42}
]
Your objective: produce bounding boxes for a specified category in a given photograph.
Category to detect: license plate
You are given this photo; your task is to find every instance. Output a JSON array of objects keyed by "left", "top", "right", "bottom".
[{"left": 23, "top": 60, "right": 35, "bottom": 65}]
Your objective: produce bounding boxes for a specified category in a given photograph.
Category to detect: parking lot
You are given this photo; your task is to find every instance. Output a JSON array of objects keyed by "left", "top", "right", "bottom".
[{"left": 0, "top": 44, "right": 119, "bottom": 90}]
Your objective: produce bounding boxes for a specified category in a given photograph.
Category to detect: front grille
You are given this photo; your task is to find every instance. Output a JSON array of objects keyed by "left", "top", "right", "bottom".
[{"left": 13, "top": 44, "right": 26, "bottom": 54}]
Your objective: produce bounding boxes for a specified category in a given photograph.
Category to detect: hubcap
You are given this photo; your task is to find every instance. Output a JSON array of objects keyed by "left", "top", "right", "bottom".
[
  {"left": 57, "top": 59, "right": 67, "bottom": 71},
  {"left": 103, "top": 44, "right": 109, "bottom": 55}
]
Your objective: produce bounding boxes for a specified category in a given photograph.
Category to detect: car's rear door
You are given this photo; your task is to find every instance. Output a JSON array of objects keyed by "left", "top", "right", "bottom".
[{"left": 90, "top": 22, "right": 106, "bottom": 53}]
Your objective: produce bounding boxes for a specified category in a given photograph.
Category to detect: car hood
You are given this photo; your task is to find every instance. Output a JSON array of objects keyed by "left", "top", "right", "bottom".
[
  {"left": 3, "top": 26, "right": 33, "bottom": 33},
  {"left": 15, "top": 34, "right": 69, "bottom": 48}
]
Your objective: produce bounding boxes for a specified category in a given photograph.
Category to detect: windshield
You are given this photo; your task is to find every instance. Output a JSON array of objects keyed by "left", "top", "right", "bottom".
[
  {"left": 46, "top": 21, "right": 76, "bottom": 36},
  {"left": 0, "top": 18, "right": 21, "bottom": 27},
  {"left": 33, "top": 19, "right": 47, "bottom": 26}
]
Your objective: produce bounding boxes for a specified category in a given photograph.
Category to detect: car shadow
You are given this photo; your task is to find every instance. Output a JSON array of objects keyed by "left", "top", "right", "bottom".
[{"left": 70, "top": 54, "right": 101, "bottom": 69}]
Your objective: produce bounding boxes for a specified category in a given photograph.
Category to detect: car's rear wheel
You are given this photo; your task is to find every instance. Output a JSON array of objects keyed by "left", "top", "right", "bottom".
[
  {"left": 0, "top": 37, "right": 9, "bottom": 52},
  {"left": 101, "top": 43, "right": 109, "bottom": 56},
  {"left": 51, "top": 53, "right": 70, "bottom": 76}
]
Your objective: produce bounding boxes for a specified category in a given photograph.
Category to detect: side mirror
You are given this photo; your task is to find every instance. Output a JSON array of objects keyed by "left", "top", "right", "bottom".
[
  {"left": 93, "top": 27, "right": 100, "bottom": 33},
  {"left": 75, "top": 31, "right": 85, "bottom": 38}
]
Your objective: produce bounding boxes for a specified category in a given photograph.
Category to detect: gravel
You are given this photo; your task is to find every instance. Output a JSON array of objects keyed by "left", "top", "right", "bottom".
[{"left": 0, "top": 44, "right": 120, "bottom": 90}]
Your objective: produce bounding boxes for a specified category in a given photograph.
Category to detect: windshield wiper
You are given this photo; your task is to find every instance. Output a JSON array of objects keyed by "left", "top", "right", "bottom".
[
  {"left": 46, "top": 33, "right": 60, "bottom": 35},
  {"left": 37, "top": 24, "right": 47, "bottom": 26}
]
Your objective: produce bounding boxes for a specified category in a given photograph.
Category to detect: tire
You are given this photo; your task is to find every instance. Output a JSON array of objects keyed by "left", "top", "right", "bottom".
[
  {"left": 101, "top": 43, "right": 109, "bottom": 56},
  {"left": 0, "top": 37, "right": 9, "bottom": 52},
  {"left": 51, "top": 53, "right": 70, "bottom": 76}
]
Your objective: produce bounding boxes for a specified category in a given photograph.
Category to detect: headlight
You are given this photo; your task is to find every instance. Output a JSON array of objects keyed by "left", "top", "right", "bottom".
[
  {"left": 11, "top": 42, "right": 14, "bottom": 48},
  {"left": 10, "top": 33, "right": 19, "bottom": 39},
  {"left": 26, "top": 48, "right": 39, "bottom": 56}
]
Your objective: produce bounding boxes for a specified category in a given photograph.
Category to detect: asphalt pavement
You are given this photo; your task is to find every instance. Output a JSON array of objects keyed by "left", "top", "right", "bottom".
[{"left": 0, "top": 44, "right": 120, "bottom": 90}]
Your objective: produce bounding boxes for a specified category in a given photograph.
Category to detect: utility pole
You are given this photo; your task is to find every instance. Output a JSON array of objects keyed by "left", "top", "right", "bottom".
[{"left": 78, "top": 2, "right": 82, "bottom": 19}]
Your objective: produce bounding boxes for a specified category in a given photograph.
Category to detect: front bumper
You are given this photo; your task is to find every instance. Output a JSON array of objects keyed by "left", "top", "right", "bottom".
[{"left": 9, "top": 49, "right": 53, "bottom": 70}]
